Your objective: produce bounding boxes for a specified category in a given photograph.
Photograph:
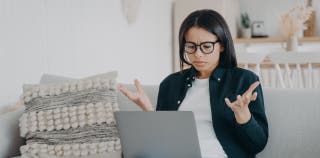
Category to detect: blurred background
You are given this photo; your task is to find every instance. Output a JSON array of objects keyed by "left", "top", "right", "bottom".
[{"left": 1, "top": 0, "right": 319, "bottom": 106}]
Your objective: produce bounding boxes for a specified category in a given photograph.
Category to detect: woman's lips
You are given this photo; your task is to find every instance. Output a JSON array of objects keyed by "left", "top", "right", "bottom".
[{"left": 193, "top": 61, "right": 207, "bottom": 66}]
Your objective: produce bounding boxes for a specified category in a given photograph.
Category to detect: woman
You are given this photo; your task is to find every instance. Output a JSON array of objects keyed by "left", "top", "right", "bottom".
[{"left": 119, "top": 9, "right": 268, "bottom": 158}]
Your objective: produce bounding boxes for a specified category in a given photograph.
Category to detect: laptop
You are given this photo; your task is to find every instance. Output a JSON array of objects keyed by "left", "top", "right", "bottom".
[{"left": 114, "top": 111, "right": 202, "bottom": 158}]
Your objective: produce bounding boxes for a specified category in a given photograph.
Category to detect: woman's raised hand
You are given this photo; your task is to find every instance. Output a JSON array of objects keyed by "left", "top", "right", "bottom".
[
  {"left": 118, "top": 79, "right": 154, "bottom": 111},
  {"left": 224, "top": 81, "right": 260, "bottom": 124}
]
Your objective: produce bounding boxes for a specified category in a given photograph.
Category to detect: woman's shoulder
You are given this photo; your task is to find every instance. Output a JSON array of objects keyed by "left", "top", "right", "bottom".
[
  {"left": 224, "top": 67, "right": 262, "bottom": 94},
  {"left": 160, "top": 68, "right": 191, "bottom": 85},
  {"left": 227, "top": 67, "right": 260, "bottom": 81}
]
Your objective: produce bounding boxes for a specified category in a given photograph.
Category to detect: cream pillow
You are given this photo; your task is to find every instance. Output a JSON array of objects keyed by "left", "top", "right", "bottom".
[{"left": 19, "top": 71, "right": 121, "bottom": 158}]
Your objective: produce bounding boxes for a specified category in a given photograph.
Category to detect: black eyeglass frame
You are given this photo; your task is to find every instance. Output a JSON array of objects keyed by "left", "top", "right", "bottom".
[{"left": 184, "top": 41, "right": 220, "bottom": 54}]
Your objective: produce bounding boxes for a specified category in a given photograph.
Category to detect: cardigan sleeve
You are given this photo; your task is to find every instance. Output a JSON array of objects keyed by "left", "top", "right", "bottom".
[
  {"left": 155, "top": 81, "right": 166, "bottom": 111},
  {"left": 234, "top": 76, "right": 269, "bottom": 154}
]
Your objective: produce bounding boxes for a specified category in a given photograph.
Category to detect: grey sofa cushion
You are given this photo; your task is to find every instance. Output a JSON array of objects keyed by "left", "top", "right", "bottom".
[
  {"left": 39, "top": 73, "right": 74, "bottom": 84},
  {"left": 0, "top": 108, "right": 25, "bottom": 157},
  {"left": 258, "top": 88, "right": 320, "bottom": 158}
]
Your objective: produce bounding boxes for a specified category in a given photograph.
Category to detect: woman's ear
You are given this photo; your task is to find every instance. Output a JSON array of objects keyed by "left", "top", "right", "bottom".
[{"left": 220, "top": 44, "right": 225, "bottom": 53}]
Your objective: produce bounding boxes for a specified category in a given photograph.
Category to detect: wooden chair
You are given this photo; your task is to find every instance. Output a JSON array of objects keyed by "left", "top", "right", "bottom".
[
  {"left": 236, "top": 52, "right": 269, "bottom": 85},
  {"left": 267, "top": 52, "right": 320, "bottom": 88}
]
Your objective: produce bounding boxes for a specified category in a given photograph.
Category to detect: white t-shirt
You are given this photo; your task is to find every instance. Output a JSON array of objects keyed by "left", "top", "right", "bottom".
[{"left": 178, "top": 78, "right": 227, "bottom": 158}]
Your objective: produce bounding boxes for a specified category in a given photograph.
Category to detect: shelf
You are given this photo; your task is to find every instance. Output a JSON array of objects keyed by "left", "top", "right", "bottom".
[
  {"left": 234, "top": 37, "right": 320, "bottom": 43},
  {"left": 237, "top": 56, "right": 320, "bottom": 68},
  {"left": 238, "top": 63, "right": 320, "bottom": 69}
]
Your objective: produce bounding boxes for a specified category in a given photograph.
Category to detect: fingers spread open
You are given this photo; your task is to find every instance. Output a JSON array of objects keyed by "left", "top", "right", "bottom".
[
  {"left": 119, "top": 83, "right": 137, "bottom": 100},
  {"left": 134, "top": 79, "right": 144, "bottom": 94},
  {"left": 245, "top": 81, "right": 260, "bottom": 96},
  {"left": 242, "top": 93, "right": 251, "bottom": 105},
  {"left": 250, "top": 92, "right": 258, "bottom": 101},
  {"left": 118, "top": 83, "right": 126, "bottom": 94},
  {"left": 237, "top": 95, "right": 245, "bottom": 108},
  {"left": 224, "top": 98, "right": 235, "bottom": 109}
]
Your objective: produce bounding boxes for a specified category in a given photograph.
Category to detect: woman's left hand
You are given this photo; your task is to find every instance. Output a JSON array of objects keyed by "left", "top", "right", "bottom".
[{"left": 224, "top": 81, "right": 260, "bottom": 124}]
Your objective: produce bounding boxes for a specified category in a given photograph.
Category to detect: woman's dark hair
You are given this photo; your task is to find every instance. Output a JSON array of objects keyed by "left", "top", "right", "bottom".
[{"left": 179, "top": 9, "right": 237, "bottom": 70}]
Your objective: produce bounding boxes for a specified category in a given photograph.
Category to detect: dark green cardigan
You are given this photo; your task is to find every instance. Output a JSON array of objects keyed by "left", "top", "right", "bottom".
[{"left": 156, "top": 66, "right": 268, "bottom": 158}]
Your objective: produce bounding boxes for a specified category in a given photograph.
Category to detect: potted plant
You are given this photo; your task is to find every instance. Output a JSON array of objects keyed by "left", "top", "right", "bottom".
[
  {"left": 240, "top": 12, "right": 251, "bottom": 38},
  {"left": 280, "top": 5, "right": 313, "bottom": 51}
]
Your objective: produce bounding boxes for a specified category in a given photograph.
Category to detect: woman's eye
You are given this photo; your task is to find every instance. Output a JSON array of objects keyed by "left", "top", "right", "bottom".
[
  {"left": 187, "top": 45, "right": 195, "bottom": 49},
  {"left": 203, "top": 45, "right": 212, "bottom": 49}
]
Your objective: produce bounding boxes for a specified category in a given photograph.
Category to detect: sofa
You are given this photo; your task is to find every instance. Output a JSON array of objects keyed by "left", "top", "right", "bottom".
[{"left": 1, "top": 74, "right": 320, "bottom": 158}]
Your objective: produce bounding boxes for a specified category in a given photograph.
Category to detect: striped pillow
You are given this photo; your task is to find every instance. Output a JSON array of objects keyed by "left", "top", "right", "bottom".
[{"left": 19, "top": 72, "right": 121, "bottom": 157}]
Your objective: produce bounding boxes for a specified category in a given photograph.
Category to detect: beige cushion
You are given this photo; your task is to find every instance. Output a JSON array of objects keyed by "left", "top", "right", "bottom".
[{"left": 19, "top": 71, "right": 122, "bottom": 158}]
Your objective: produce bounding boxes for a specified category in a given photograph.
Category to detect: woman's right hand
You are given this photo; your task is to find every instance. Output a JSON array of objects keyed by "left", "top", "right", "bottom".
[{"left": 118, "top": 79, "right": 154, "bottom": 111}]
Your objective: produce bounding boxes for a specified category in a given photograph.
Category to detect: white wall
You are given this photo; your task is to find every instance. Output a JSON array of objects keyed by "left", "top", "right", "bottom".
[
  {"left": 0, "top": 0, "right": 172, "bottom": 105},
  {"left": 240, "top": 0, "right": 320, "bottom": 37},
  {"left": 1, "top": 0, "right": 319, "bottom": 106}
]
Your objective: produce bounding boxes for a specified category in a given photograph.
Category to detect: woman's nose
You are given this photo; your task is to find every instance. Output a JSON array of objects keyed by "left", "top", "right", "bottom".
[{"left": 194, "top": 46, "right": 203, "bottom": 57}]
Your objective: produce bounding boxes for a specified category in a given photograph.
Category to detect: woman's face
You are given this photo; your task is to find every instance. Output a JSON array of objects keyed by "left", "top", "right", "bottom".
[{"left": 184, "top": 27, "right": 224, "bottom": 78}]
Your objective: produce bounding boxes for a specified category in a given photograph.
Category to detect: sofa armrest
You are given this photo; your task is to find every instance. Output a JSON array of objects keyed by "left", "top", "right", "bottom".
[{"left": 0, "top": 108, "right": 25, "bottom": 158}]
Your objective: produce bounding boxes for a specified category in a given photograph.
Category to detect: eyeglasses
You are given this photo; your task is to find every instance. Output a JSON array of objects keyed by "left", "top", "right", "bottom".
[{"left": 184, "top": 41, "right": 219, "bottom": 54}]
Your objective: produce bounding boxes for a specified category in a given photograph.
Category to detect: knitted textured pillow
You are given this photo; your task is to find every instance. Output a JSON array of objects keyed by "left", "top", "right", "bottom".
[{"left": 19, "top": 72, "right": 121, "bottom": 157}]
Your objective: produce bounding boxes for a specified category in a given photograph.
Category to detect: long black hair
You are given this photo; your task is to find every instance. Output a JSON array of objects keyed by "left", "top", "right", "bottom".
[{"left": 178, "top": 9, "right": 237, "bottom": 70}]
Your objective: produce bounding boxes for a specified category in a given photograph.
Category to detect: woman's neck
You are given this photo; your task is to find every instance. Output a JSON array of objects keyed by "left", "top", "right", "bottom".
[
  {"left": 196, "top": 66, "right": 218, "bottom": 79},
  {"left": 197, "top": 70, "right": 213, "bottom": 79}
]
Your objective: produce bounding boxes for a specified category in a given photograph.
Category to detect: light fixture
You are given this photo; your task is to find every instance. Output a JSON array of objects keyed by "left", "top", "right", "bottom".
[{"left": 121, "top": 0, "right": 142, "bottom": 25}]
